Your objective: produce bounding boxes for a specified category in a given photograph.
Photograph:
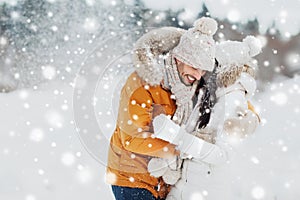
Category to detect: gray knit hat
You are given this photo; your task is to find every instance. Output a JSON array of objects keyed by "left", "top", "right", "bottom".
[{"left": 172, "top": 17, "right": 218, "bottom": 72}]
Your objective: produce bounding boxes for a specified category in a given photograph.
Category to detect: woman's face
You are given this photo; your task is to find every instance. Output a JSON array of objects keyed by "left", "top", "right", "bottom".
[{"left": 175, "top": 58, "right": 206, "bottom": 86}]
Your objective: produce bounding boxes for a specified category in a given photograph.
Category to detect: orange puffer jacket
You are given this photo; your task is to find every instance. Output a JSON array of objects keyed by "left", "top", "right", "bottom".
[{"left": 106, "top": 72, "right": 178, "bottom": 199}]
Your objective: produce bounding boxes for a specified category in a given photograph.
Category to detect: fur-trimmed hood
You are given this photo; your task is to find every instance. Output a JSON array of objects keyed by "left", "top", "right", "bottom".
[{"left": 132, "top": 27, "right": 186, "bottom": 86}]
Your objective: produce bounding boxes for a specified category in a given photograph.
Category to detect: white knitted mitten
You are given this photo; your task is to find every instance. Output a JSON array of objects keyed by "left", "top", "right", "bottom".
[
  {"left": 147, "top": 156, "right": 182, "bottom": 185},
  {"left": 224, "top": 109, "right": 259, "bottom": 137}
]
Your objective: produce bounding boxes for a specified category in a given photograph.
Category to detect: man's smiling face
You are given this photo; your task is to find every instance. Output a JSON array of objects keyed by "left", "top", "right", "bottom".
[{"left": 175, "top": 58, "right": 206, "bottom": 86}]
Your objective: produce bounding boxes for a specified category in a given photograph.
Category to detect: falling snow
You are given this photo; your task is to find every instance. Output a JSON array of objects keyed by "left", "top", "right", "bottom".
[
  {"left": 29, "top": 128, "right": 45, "bottom": 142},
  {"left": 0, "top": 0, "right": 300, "bottom": 200},
  {"left": 61, "top": 152, "right": 76, "bottom": 166},
  {"left": 251, "top": 185, "right": 265, "bottom": 199}
]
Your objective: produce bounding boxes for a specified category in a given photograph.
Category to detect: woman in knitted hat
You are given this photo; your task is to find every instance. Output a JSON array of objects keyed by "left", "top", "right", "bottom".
[
  {"left": 151, "top": 36, "right": 262, "bottom": 200},
  {"left": 106, "top": 17, "right": 218, "bottom": 200}
]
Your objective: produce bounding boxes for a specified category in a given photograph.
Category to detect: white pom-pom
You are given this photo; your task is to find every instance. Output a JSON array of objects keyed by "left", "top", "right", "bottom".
[
  {"left": 193, "top": 17, "right": 218, "bottom": 36},
  {"left": 243, "top": 36, "right": 262, "bottom": 57}
]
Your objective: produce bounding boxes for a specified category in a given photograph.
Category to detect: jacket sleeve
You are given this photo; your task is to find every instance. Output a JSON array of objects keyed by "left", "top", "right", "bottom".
[{"left": 118, "top": 86, "right": 178, "bottom": 158}]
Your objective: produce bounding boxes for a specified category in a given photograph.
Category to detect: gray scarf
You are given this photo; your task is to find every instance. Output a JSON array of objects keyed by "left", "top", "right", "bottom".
[{"left": 163, "top": 54, "right": 198, "bottom": 125}]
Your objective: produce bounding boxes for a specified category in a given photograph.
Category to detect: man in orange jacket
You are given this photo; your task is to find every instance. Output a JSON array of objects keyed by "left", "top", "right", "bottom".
[{"left": 106, "top": 17, "right": 218, "bottom": 200}]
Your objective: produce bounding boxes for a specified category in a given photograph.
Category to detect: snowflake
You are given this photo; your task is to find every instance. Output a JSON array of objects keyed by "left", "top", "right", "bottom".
[
  {"left": 251, "top": 185, "right": 265, "bottom": 199},
  {"left": 108, "top": 16, "right": 115, "bottom": 21},
  {"left": 77, "top": 167, "right": 93, "bottom": 184},
  {"left": 29, "top": 128, "right": 44, "bottom": 142},
  {"left": 25, "top": 194, "right": 36, "bottom": 200},
  {"left": 163, "top": 147, "right": 169, "bottom": 152},
  {"left": 10, "top": 11, "right": 20, "bottom": 20},
  {"left": 270, "top": 92, "right": 288, "bottom": 105},
  {"left": 227, "top": 9, "right": 240, "bottom": 23},
  {"left": 130, "top": 154, "right": 136, "bottom": 159},
  {"left": 285, "top": 52, "right": 299, "bottom": 68},
  {"left": 61, "top": 104, "right": 68, "bottom": 111},
  {"left": 129, "top": 177, "right": 135, "bottom": 182},
  {"left": 178, "top": 9, "right": 196, "bottom": 23},
  {"left": 218, "top": 32, "right": 225, "bottom": 39},
  {"left": 45, "top": 110, "right": 64, "bottom": 128},
  {"left": 23, "top": 103, "right": 30, "bottom": 109},
  {"left": 83, "top": 18, "right": 98, "bottom": 32},
  {"left": 111, "top": 0, "right": 117, "bottom": 6},
  {"left": 14, "top": 73, "right": 20, "bottom": 79},
  {"left": 132, "top": 114, "right": 139, "bottom": 120},
  {"left": 263, "top": 61, "right": 270, "bottom": 67},
  {"left": 47, "top": 12, "right": 53, "bottom": 17},
  {"left": 46, "top": 0, "right": 56, "bottom": 3},
  {"left": 106, "top": 172, "right": 117, "bottom": 184},
  {"left": 42, "top": 65, "right": 56, "bottom": 80},
  {"left": 61, "top": 152, "right": 76, "bottom": 166},
  {"left": 281, "top": 146, "right": 288, "bottom": 152},
  {"left": 85, "top": 0, "right": 95, "bottom": 6},
  {"left": 18, "top": 90, "right": 29, "bottom": 100},
  {"left": 38, "top": 169, "right": 45, "bottom": 175},
  {"left": 190, "top": 192, "right": 204, "bottom": 200},
  {"left": 51, "top": 26, "right": 58, "bottom": 32},
  {"left": 0, "top": 37, "right": 8, "bottom": 46},
  {"left": 251, "top": 156, "right": 260, "bottom": 164}
]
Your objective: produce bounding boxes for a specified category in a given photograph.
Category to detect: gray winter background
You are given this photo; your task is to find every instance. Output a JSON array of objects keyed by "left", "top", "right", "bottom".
[{"left": 1, "top": 0, "right": 300, "bottom": 199}]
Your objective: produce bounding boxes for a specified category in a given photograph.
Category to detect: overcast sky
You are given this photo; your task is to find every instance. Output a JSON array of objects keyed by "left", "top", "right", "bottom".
[
  {"left": 1, "top": 0, "right": 300, "bottom": 35},
  {"left": 133, "top": 0, "right": 300, "bottom": 36}
]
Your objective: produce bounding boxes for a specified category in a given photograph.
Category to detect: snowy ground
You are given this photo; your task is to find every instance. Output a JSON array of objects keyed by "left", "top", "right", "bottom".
[
  {"left": 228, "top": 76, "right": 300, "bottom": 199},
  {"left": 1, "top": 75, "right": 300, "bottom": 200},
  {"left": 0, "top": 81, "right": 114, "bottom": 200}
]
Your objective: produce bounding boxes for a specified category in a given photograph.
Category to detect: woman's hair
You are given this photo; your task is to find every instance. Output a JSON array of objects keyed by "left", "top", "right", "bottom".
[{"left": 195, "top": 59, "right": 218, "bottom": 129}]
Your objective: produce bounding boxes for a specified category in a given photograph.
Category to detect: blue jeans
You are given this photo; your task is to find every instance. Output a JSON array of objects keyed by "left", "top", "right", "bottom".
[{"left": 111, "top": 185, "right": 164, "bottom": 200}]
